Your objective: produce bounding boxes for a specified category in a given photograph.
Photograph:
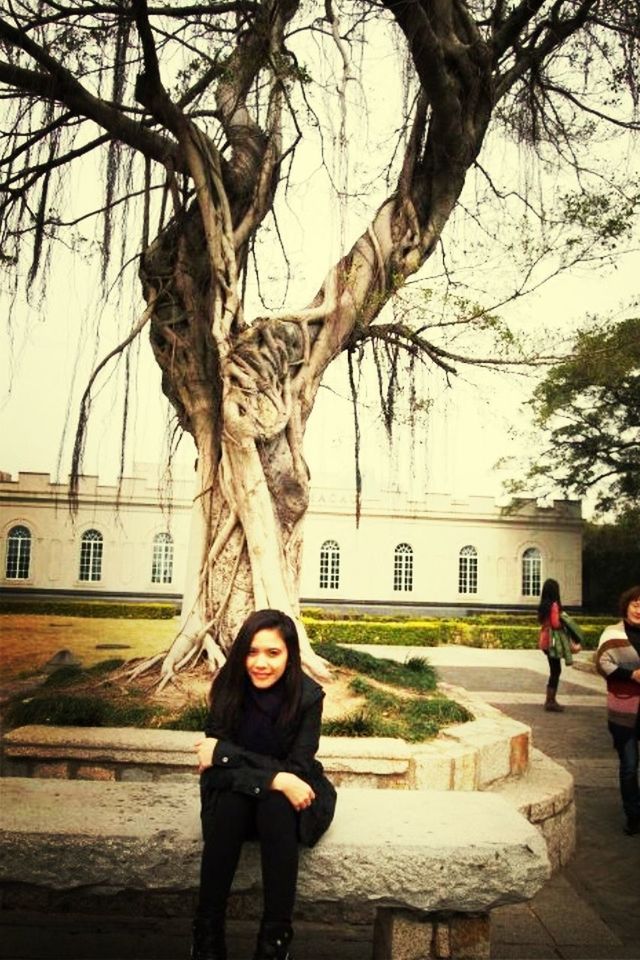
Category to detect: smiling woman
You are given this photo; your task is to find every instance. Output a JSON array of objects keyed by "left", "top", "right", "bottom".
[{"left": 192, "top": 608, "right": 336, "bottom": 960}]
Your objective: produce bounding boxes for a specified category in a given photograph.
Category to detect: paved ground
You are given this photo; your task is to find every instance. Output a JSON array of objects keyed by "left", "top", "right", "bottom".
[{"left": 2, "top": 647, "right": 640, "bottom": 959}]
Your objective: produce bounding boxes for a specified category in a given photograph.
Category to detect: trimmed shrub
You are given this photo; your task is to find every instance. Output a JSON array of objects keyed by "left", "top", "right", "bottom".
[
  {"left": 0, "top": 598, "right": 177, "bottom": 619},
  {"left": 306, "top": 617, "right": 603, "bottom": 650}
]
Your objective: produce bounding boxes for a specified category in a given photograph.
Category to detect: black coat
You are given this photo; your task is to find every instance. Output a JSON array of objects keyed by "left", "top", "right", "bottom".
[{"left": 200, "top": 674, "right": 336, "bottom": 847}]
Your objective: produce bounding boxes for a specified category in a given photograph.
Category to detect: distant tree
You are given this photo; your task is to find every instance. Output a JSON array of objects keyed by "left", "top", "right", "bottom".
[
  {"left": 514, "top": 315, "right": 640, "bottom": 516},
  {"left": 1, "top": 2, "right": 639, "bottom": 683},
  {"left": 583, "top": 507, "right": 640, "bottom": 612}
]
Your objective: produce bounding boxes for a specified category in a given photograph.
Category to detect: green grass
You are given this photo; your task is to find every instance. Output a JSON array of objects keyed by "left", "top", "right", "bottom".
[
  {"left": 161, "top": 700, "right": 209, "bottom": 732},
  {"left": 312, "top": 642, "right": 438, "bottom": 690},
  {"left": 322, "top": 678, "right": 472, "bottom": 742},
  {"left": 0, "top": 614, "right": 177, "bottom": 682},
  {"left": 3, "top": 693, "right": 160, "bottom": 728}
]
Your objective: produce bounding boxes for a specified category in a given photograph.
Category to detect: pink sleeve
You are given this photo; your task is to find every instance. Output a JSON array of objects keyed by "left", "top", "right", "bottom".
[{"left": 550, "top": 602, "right": 561, "bottom": 630}]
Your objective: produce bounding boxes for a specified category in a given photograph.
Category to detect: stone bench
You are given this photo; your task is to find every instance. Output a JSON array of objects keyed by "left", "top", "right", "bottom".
[{"left": 0, "top": 778, "right": 550, "bottom": 959}]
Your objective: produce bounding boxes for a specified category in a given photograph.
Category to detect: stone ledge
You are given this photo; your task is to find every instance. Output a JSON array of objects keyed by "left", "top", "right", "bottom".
[
  {"left": 0, "top": 779, "right": 550, "bottom": 915},
  {"left": 489, "top": 748, "right": 575, "bottom": 870},
  {"left": 1, "top": 690, "right": 530, "bottom": 792}
]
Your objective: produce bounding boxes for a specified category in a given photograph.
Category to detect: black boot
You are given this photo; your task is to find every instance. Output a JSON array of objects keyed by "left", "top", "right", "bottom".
[
  {"left": 624, "top": 815, "right": 640, "bottom": 836},
  {"left": 190, "top": 916, "right": 227, "bottom": 960},
  {"left": 544, "top": 685, "right": 565, "bottom": 712},
  {"left": 252, "top": 920, "right": 294, "bottom": 960}
]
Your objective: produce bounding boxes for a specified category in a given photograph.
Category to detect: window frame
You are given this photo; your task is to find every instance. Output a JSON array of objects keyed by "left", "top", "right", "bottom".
[
  {"left": 458, "top": 544, "right": 478, "bottom": 595},
  {"left": 393, "top": 542, "right": 414, "bottom": 592},
  {"left": 79, "top": 529, "right": 103, "bottom": 583},
  {"left": 521, "top": 547, "right": 542, "bottom": 598},
  {"left": 5, "top": 524, "right": 32, "bottom": 580},
  {"left": 151, "top": 531, "right": 174, "bottom": 584},
  {"left": 319, "top": 539, "right": 340, "bottom": 590}
]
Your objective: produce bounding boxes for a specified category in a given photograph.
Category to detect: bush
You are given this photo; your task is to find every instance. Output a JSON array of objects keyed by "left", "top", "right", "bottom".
[
  {"left": 163, "top": 701, "right": 209, "bottom": 732},
  {"left": 321, "top": 679, "right": 472, "bottom": 742},
  {"left": 313, "top": 641, "right": 437, "bottom": 691},
  {"left": 3, "top": 694, "right": 158, "bottom": 728},
  {"left": 307, "top": 617, "right": 603, "bottom": 650},
  {"left": 0, "top": 598, "right": 177, "bottom": 619}
]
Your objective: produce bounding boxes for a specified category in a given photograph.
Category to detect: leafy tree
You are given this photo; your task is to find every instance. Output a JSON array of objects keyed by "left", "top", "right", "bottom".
[
  {"left": 517, "top": 315, "right": 640, "bottom": 515},
  {"left": 583, "top": 507, "right": 640, "bottom": 612},
  {"left": 1, "top": 1, "right": 639, "bottom": 682}
]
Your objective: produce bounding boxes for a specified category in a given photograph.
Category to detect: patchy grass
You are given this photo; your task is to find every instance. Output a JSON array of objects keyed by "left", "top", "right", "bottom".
[
  {"left": 0, "top": 614, "right": 177, "bottom": 682},
  {"left": 2, "top": 637, "right": 470, "bottom": 742},
  {"left": 312, "top": 642, "right": 438, "bottom": 691},
  {"left": 321, "top": 677, "right": 471, "bottom": 742}
]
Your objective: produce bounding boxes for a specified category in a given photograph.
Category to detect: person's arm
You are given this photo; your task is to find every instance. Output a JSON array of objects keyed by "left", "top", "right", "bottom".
[
  {"left": 607, "top": 665, "right": 640, "bottom": 683},
  {"left": 196, "top": 697, "right": 323, "bottom": 802},
  {"left": 595, "top": 631, "right": 639, "bottom": 681}
]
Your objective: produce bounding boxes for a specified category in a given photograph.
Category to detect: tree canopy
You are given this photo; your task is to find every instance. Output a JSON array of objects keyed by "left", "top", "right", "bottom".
[
  {"left": 516, "top": 315, "right": 640, "bottom": 516},
  {"left": 1, "top": 1, "right": 639, "bottom": 678}
]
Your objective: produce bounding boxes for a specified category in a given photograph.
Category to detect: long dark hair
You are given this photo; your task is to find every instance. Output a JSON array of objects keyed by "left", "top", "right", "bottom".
[
  {"left": 209, "top": 609, "right": 303, "bottom": 734},
  {"left": 538, "top": 578, "right": 562, "bottom": 624}
]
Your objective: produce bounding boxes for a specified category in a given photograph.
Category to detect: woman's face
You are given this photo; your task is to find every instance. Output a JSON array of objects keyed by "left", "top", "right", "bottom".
[
  {"left": 245, "top": 627, "right": 289, "bottom": 688},
  {"left": 626, "top": 598, "right": 640, "bottom": 626}
]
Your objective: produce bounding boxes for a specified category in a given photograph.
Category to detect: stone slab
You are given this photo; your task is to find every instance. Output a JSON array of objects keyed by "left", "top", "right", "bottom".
[{"left": 0, "top": 780, "right": 549, "bottom": 913}]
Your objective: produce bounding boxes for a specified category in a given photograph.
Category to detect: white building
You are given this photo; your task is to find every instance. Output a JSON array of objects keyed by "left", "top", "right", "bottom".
[{"left": 0, "top": 467, "right": 583, "bottom": 610}]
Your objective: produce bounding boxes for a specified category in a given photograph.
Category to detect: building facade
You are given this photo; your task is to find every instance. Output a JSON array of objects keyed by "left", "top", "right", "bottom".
[{"left": 0, "top": 468, "right": 583, "bottom": 609}]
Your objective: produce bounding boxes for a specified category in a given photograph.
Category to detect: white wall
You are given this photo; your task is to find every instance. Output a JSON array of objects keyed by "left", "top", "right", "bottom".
[{"left": 0, "top": 472, "right": 582, "bottom": 607}]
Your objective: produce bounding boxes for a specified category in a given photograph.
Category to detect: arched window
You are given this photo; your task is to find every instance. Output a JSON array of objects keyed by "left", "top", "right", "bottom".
[
  {"left": 151, "top": 532, "right": 174, "bottom": 584},
  {"left": 5, "top": 525, "right": 31, "bottom": 580},
  {"left": 79, "top": 529, "right": 103, "bottom": 582},
  {"left": 393, "top": 543, "right": 413, "bottom": 591},
  {"left": 319, "top": 540, "right": 340, "bottom": 590},
  {"left": 458, "top": 545, "right": 478, "bottom": 595},
  {"left": 522, "top": 547, "right": 541, "bottom": 597}
]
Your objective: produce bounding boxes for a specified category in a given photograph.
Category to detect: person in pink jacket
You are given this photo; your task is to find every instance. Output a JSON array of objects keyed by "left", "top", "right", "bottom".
[{"left": 537, "top": 578, "right": 581, "bottom": 712}]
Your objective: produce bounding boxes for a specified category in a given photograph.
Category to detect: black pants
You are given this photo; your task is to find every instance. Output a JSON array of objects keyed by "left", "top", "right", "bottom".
[
  {"left": 197, "top": 789, "right": 299, "bottom": 925},
  {"left": 611, "top": 726, "right": 640, "bottom": 821},
  {"left": 544, "top": 652, "right": 562, "bottom": 690}
]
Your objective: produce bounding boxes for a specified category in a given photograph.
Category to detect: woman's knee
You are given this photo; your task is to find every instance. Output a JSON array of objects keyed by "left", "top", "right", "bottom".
[
  {"left": 201, "top": 789, "right": 253, "bottom": 842},
  {"left": 256, "top": 791, "right": 298, "bottom": 835}
]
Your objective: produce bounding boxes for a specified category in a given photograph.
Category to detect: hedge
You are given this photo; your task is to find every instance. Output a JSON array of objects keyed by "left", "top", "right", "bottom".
[
  {"left": 0, "top": 598, "right": 177, "bottom": 619},
  {"left": 304, "top": 617, "right": 603, "bottom": 650}
]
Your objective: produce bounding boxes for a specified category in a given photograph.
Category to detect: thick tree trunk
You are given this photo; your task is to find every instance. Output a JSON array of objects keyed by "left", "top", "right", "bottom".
[
  {"left": 139, "top": 207, "right": 329, "bottom": 681},
  {"left": 160, "top": 412, "right": 327, "bottom": 681}
]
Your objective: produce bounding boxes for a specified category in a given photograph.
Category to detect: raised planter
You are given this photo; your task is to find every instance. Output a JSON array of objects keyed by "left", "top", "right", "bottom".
[{"left": 1, "top": 683, "right": 574, "bottom": 869}]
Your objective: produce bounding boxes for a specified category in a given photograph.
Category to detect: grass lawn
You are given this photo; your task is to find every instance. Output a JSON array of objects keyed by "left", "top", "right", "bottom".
[
  {"left": 0, "top": 615, "right": 472, "bottom": 740},
  {"left": 0, "top": 614, "right": 178, "bottom": 682}
]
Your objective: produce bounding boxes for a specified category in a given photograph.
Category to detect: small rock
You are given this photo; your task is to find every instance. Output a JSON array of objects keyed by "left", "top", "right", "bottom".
[{"left": 43, "top": 650, "right": 82, "bottom": 673}]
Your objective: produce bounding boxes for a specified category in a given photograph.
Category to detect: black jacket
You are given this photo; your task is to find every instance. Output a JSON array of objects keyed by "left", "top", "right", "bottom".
[{"left": 200, "top": 674, "right": 336, "bottom": 847}]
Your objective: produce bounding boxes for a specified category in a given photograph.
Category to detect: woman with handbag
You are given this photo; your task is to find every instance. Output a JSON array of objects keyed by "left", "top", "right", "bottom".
[
  {"left": 538, "top": 578, "right": 582, "bottom": 712},
  {"left": 192, "top": 608, "right": 336, "bottom": 960}
]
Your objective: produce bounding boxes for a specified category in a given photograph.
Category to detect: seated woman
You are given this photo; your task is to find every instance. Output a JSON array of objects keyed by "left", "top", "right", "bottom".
[
  {"left": 595, "top": 585, "right": 640, "bottom": 836},
  {"left": 192, "top": 608, "right": 336, "bottom": 960}
]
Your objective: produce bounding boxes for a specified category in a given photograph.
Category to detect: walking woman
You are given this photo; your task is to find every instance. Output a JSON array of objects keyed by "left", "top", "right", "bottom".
[
  {"left": 595, "top": 585, "right": 640, "bottom": 836},
  {"left": 538, "top": 578, "right": 582, "bottom": 712},
  {"left": 192, "top": 609, "right": 336, "bottom": 960}
]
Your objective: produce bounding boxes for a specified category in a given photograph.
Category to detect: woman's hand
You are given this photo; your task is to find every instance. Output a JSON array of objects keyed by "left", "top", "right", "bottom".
[
  {"left": 631, "top": 668, "right": 640, "bottom": 684},
  {"left": 570, "top": 641, "right": 582, "bottom": 654},
  {"left": 194, "top": 737, "right": 218, "bottom": 773},
  {"left": 271, "top": 771, "right": 316, "bottom": 811}
]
